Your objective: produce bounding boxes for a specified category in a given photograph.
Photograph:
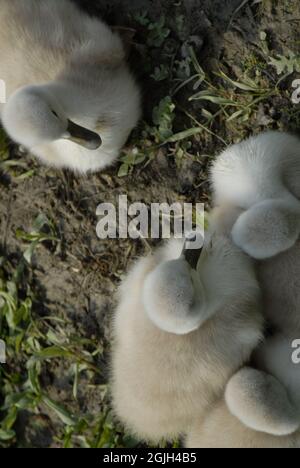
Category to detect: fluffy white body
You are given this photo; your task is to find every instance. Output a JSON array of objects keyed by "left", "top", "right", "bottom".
[
  {"left": 112, "top": 131, "right": 300, "bottom": 447},
  {"left": 211, "top": 132, "right": 300, "bottom": 333},
  {"left": 206, "top": 131, "right": 300, "bottom": 446},
  {"left": 186, "top": 387, "right": 300, "bottom": 448},
  {"left": 0, "top": 0, "right": 141, "bottom": 173},
  {"left": 111, "top": 208, "right": 300, "bottom": 448},
  {"left": 211, "top": 131, "right": 300, "bottom": 261}
]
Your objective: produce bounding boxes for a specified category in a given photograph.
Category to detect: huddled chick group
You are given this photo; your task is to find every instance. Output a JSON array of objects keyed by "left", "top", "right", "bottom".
[{"left": 111, "top": 131, "right": 300, "bottom": 448}]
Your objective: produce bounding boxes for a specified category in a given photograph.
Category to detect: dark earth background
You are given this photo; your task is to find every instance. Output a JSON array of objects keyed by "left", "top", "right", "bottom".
[{"left": 0, "top": 0, "right": 300, "bottom": 447}]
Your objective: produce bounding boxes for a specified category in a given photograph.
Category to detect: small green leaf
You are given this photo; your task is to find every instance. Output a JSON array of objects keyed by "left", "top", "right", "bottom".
[
  {"left": 33, "top": 213, "right": 51, "bottom": 233},
  {"left": 118, "top": 163, "right": 130, "bottom": 178},
  {"left": 227, "top": 109, "right": 245, "bottom": 122},
  {"left": 190, "top": 92, "right": 235, "bottom": 106},
  {"left": 23, "top": 240, "right": 39, "bottom": 265},
  {"left": 164, "top": 127, "right": 202, "bottom": 143},
  {"left": 34, "top": 346, "right": 72, "bottom": 360},
  {"left": 219, "top": 70, "right": 263, "bottom": 92},
  {"left": 42, "top": 396, "right": 77, "bottom": 426},
  {"left": 0, "top": 429, "right": 15, "bottom": 441},
  {"left": 269, "top": 52, "right": 300, "bottom": 76},
  {"left": 27, "top": 360, "right": 41, "bottom": 394},
  {"left": 1, "top": 407, "right": 18, "bottom": 431}
]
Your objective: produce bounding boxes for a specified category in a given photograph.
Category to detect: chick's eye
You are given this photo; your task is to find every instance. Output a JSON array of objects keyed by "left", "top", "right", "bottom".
[{"left": 51, "top": 110, "right": 59, "bottom": 118}]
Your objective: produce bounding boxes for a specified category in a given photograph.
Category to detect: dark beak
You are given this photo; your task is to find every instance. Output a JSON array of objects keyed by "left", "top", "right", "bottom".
[
  {"left": 64, "top": 120, "right": 102, "bottom": 150},
  {"left": 181, "top": 233, "right": 203, "bottom": 270}
]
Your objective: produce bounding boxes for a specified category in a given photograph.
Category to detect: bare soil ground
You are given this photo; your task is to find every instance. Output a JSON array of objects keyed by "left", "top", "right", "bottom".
[{"left": 0, "top": 0, "right": 300, "bottom": 448}]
